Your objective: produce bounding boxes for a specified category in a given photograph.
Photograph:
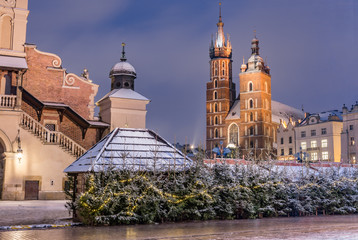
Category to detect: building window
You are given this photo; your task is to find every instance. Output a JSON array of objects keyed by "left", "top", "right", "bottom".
[
  {"left": 311, "top": 140, "right": 317, "bottom": 148},
  {"left": 280, "top": 138, "right": 284, "bottom": 145},
  {"left": 322, "top": 151, "right": 329, "bottom": 160},
  {"left": 311, "top": 152, "right": 318, "bottom": 161},
  {"left": 213, "top": 91, "right": 218, "bottom": 100},
  {"left": 301, "top": 131, "right": 306, "bottom": 138},
  {"left": 229, "top": 123, "right": 239, "bottom": 146},
  {"left": 214, "top": 80, "right": 218, "bottom": 88},
  {"left": 215, "top": 129, "right": 219, "bottom": 138},
  {"left": 215, "top": 116, "right": 218, "bottom": 125},
  {"left": 301, "top": 142, "right": 307, "bottom": 150},
  {"left": 289, "top": 148, "right": 293, "bottom": 155},
  {"left": 351, "top": 137, "right": 355, "bottom": 146},
  {"left": 45, "top": 124, "right": 56, "bottom": 131},
  {"left": 281, "top": 149, "right": 284, "bottom": 156},
  {"left": 250, "top": 141, "right": 254, "bottom": 148},
  {"left": 214, "top": 103, "right": 218, "bottom": 112},
  {"left": 248, "top": 82, "right": 253, "bottom": 92},
  {"left": 222, "top": 62, "right": 225, "bottom": 75},
  {"left": 250, "top": 112, "right": 253, "bottom": 122},
  {"left": 350, "top": 125, "right": 354, "bottom": 130},
  {"left": 249, "top": 127, "right": 254, "bottom": 136},
  {"left": 289, "top": 136, "right": 292, "bottom": 144},
  {"left": 321, "top": 139, "right": 328, "bottom": 148},
  {"left": 321, "top": 128, "right": 327, "bottom": 135},
  {"left": 249, "top": 99, "right": 254, "bottom": 109},
  {"left": 311, "top": 130, "right": 316, "bottom": 136}
]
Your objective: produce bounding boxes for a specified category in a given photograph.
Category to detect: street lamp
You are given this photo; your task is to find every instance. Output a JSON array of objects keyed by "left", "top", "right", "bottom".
[{"left": 16, "top": 129, "right": 23, "bottom": 163}]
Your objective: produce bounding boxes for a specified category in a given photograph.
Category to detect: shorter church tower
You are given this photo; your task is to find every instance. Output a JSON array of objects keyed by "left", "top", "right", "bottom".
[
  {"left": 98, "top": 43, "right": 150, "bottom": 131},
  {"left": 239, "top": 36, "right": 273, "bottom": 156},
  {"left": 206, "top": 3, "right": 236, "bottom": 152}
]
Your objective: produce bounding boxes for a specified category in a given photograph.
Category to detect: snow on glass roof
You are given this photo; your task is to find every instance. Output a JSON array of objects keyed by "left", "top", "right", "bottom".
[{"left": 64, "top": 128, "right": 193, "bottom": 173}]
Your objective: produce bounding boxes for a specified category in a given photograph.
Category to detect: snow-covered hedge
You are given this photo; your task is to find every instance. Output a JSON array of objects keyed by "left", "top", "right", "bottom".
[{"left": 70, "top": 162, "right": 358, "bottom": 225}]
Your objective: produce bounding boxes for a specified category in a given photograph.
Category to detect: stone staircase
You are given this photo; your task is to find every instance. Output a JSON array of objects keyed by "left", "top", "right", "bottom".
[{"left": 20, "top": 112, "right": 86, "bottom": 158}]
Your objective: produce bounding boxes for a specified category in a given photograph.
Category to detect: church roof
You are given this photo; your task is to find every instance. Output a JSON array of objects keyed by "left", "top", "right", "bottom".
[
  {"left": 97, "top": 88, "right": 149, "bottom": 104},
  {"left": 226, "top": 99, "right": 304, "bottom": 124},
  {"left": 64, "top": 128, "right": 193, "bottom": 173}
]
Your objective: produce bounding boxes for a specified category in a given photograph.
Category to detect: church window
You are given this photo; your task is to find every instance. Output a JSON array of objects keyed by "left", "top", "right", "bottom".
[
  {"left": 214, "top": 103, "right": 218, "bottom": 112},
  {"left": 249, "top": 127, "right": 254, "bottom": 136},
  {"left": 229, "top": 123, "right": 239, "bottom": 146},
  {"left": 215, "top": 62, "right": 218, "bottom": 76},
  {"left": 215, "top": 116, "right": 218, "bottom": 125},
  {"left": 214, "top": 80, "right": 218, "bottom": 88},
  {"left": 222, "top": 62, "right": 225, "bottom": 75},
  {"left": 0, "top": 16, "right": 12, "bottom": 49},
  {"left": 248, "top": 82, "right": 253, "bottom": 92},
  {"left": 250, "top": 112, "right": 253, "bottom": 122},
  {"left": 124, "top": 82, "right": 129, "bottom": 87},
  {"left": 250, "top": 141, "right": 254, "bottom": 148},
  {"left": 215, "top": 129, "right": 219, "bottom": 138},
  {"left": 213, "top": 91, "right": 218, "bottom": 100},
  {"left": 249, "top": 99, "right": 254, "bottom": 109}
]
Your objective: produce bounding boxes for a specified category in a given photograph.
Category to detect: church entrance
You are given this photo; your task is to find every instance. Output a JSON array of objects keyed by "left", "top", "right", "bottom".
[
  {"left": 25, "top": 181, "right": 39, "bottom": 200},
  {"left": 0, "top": 142, "right": 5, "bottom": 199}
]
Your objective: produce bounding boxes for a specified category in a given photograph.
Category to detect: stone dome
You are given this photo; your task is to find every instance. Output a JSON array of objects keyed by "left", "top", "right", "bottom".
[{"left": 110, "top": 61, "right": 136, "bottom": 78}]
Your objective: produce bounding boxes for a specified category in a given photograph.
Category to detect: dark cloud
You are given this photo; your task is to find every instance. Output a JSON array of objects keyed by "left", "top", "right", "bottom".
[{"left": 26, "top": 0, "right": 358, "bottom": 146}]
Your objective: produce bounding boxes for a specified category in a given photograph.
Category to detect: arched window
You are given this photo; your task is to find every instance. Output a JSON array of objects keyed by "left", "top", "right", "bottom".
[
  {"left": 229, "top": 123, "right": 239, "bottom": 146},
  {"left": 249, "top": 127, "right": 254, "bottom": 136},
  {"left": 214, "top": 80, "right": 218, "bottom": 88},
  {"left": 215, "top": 116, "right": 218, "bottom": 125},
  {"left": 250, "top": 112, "right": 253, "bottom": 122},
  {"left": 214, "top": 103, "right": 218, "bottom": 112},
  {"left": 248, "top": 82, "right": 253, "bottom": 92},
  {"left": 249, "top": 99, "right": 254, "bottom": 109},
  {"left": 222, "top": 62, "right": 225, "bottom": 75},
  {"left": 0, "top": 16, "right": 12, "bottom": 49},
  {"left": 213, "top": 91, "right": 218, "bottom": 100},
  {"left": 215, "top": 129, "right": 219, "bottom": 138},
  {"left": 215, "top": 62, "right": 218, "bottom": 76}
]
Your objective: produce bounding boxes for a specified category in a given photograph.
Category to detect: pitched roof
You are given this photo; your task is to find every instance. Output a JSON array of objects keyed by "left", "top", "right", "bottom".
[
  {"left": 64, "top": 128, "right": 193, "bottom": 173},
  {"left": 97, "top": 88, "right": 149, "bottom": 104}
]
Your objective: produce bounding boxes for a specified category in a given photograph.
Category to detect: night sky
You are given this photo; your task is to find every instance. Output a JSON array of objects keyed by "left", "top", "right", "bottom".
[{"left": 26, "top": 0, "right": 358, "bottom": 146}]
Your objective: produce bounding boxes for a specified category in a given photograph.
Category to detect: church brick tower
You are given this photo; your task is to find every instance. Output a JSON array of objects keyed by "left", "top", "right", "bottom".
[
  {"left": 239, "top": 36, "right": 273, "bottom": 156},
  {"left": 206, "top": 3, "right": 236, "bottom": 152}
]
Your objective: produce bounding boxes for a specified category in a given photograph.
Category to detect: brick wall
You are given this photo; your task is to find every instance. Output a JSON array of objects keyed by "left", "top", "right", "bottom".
[{"left": 22, "top": 46, "right": 98, "bottom": 120}]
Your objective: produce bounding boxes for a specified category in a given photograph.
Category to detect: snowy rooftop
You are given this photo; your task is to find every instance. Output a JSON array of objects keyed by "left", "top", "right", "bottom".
[
  {"left": 299, "top": 110, "right": 342, "bottom": 126},
  {"left": 64, "top": 128, "right": 193, "bottom": 173},
  {"left": 97, "top": 88, "right": 149, "bottom": 103},
  {"left": 110, "top": 61, "right": 136, "bottom": 75},
  {"left": 226, "top": 99, "right": 304, "bottom": 123}
]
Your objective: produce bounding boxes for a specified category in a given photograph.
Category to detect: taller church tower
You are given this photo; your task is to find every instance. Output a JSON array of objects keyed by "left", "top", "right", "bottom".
[
  {"left": 206, "top": 3, "right": 236, "bottom": 151},
  {"left": 239, "top": 36, "right": 273, "bottom": 154}
]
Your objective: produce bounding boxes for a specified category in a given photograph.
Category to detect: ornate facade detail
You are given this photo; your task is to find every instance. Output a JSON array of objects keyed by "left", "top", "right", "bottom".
[
  {"left": 33, "top": 47, "right": 62, "bottom": 68},
  {"left": 0, "top": 0, "right": 16, "bottom": 7}
]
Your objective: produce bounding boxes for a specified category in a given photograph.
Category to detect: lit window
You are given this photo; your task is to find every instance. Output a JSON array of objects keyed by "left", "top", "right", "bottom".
[
  {"left": 321, "top": 128, "right": 327, "bottom": 135},
  {"left": 311, "top": 152, "right": 318, "bottom": 161},
  {"left": 351, "top": 137, "right": 355, "bottom": 146},
  {"left": 311, "top": 130, "right": 316, "bottom": 136},
  {"left": 322, "top": 152, "right": 328, "bottom": 160},
  {"left": 301, "top": 131, "right": 306, "bottom": 138},
  {"left": 311, "top": 140, "right": 317, "bottom": 148},
  {"left": 321, "top": 139, "right": 328, "bottom": 148},
  {"left": 301, "top": 142, "right": 307, "bottom": 150}
]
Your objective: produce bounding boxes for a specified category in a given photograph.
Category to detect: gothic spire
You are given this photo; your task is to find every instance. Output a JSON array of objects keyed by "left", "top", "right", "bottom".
[{"left": 216, "top": 2, "right": 225, "bottom": 48}]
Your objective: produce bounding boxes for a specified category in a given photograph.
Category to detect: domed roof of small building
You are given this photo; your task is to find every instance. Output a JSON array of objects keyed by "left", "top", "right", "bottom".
[{"left": 110, "top": 61, "right": 136, "bottom": 77}]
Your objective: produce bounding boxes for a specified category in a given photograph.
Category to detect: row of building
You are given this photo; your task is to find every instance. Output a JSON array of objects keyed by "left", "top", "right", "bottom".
[{"left": 277, "top": 104, "right": 358, "bottom": 163}]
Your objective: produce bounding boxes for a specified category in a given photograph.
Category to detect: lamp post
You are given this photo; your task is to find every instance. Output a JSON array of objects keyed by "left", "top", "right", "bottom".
[{"left": 16, "top": 129, "right": 23, "bottom": 163}]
